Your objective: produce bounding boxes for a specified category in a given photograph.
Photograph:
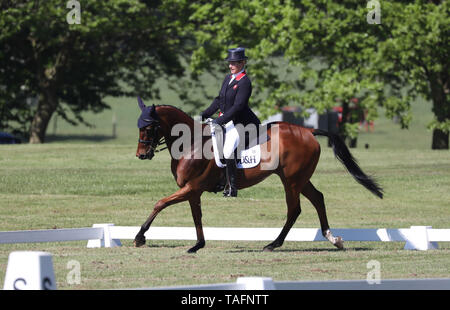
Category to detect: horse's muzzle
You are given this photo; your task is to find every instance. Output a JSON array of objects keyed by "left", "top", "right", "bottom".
[{"left": 137, "top": 151, "right": 154, "bottom": 160}]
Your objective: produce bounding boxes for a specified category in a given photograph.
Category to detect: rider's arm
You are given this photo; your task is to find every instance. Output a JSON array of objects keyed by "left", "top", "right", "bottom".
[{"left": 214, "top": 78, "right": 251, "bottom": 126}]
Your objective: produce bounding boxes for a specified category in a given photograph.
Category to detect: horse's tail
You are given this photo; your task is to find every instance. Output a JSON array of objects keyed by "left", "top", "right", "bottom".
[{"left": 312, "top": 129, "right": 383, "bottom": 199}]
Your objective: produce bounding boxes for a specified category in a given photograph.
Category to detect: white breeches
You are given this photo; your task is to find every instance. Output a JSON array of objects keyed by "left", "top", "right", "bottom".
[{"left": 223, "top": 121, "right": 240, "bottom": 159}]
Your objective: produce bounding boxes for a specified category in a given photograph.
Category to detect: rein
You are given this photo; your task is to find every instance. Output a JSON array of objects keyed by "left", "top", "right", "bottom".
[{"left": 138, "top": 136, "right": 168, "bottom": 153}]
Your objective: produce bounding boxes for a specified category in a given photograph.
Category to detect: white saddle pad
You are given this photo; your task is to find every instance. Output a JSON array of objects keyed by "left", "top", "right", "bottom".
[{"left": 210, "top": 124, "right": 260, "bottom": 169}]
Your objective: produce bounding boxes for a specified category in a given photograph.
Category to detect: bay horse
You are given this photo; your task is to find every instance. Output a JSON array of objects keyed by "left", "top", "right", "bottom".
[{"left": 134, "top": 99, "right": 383, "bottom": 253}]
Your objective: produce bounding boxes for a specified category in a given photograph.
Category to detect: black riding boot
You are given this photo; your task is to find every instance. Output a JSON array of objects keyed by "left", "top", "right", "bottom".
[{"left": 223, "top": 158, "right": 238, "bottom": 197}]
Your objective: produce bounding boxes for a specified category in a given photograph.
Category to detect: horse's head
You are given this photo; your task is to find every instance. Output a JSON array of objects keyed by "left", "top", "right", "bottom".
[{"left": 136, "top": 97, "right": 161, "bottom": 160}]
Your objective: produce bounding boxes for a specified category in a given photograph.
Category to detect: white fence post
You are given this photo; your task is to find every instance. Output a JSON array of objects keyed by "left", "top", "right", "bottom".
[
  {"left": 403, "top": 226, "right": 438, "bottom": 251},
  {"left": 236, "top": 277, "right": 275, "bottom": 290},
  {"left": 86, "top": 224, "right": 122, "bottom": 248},
  {"left": 1, "top": 225, "right": 448, "bottom": 250}
]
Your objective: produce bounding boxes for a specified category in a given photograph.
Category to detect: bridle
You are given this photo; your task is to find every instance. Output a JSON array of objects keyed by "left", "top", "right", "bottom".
[{"left": 138, "top": 122, "right": 167, "bottom": 158}]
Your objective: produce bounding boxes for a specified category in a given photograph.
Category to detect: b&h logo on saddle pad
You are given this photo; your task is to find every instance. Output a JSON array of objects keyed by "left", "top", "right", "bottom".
[
  {"left": 210, "top": 124, "right": 261, "bottom": 169},
  {"left": 217, "top": 145, "right": 260, "bottom": 169},
  {"left": 235, "top": 147, "right": 260, "bottom": 169}
]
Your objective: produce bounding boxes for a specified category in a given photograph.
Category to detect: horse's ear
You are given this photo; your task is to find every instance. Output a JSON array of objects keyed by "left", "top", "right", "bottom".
[
  {"left": 150, "top": 104, "right": 159, "bottom": 120},
  {"left": 137, "top": 97, "right": 146, "bottom": 111}
]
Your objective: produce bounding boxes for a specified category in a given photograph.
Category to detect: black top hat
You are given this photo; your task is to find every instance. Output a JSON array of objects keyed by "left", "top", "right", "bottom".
[{"left": 225, "top": 47, "right": 248, "bottom": 62}]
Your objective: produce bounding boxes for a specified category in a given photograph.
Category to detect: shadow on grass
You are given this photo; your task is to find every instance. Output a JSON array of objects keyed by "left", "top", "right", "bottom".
[
  {"left": 46, "top": 134, "right": 115, "bottom": 143},
  {"left": 146, "top": 243, "right": 187, "bottom": 249},
  {"left": 122, "top": 240, "right": 375, "bottom": 253},
  {"left": 121, "top": 241, "right": 188, "bottom": 249},
  {"left": 226, "top": 247, "right": 373, "bottom": 253}
]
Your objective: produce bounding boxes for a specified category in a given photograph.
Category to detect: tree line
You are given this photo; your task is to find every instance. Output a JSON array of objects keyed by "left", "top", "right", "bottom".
[{"left": 0, "top": 0, "right": 448, "bottom": 149}]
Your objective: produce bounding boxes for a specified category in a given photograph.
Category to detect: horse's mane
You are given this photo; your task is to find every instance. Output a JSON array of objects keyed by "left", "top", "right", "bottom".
[{"left": 156, "top": 104, "right": 194, "bottom": 122}]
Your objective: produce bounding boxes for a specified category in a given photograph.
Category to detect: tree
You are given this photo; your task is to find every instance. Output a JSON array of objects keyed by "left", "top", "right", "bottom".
[
  {"left": 0, "top": 0, "right": 189, "bottom": 143},
  {"left": 188, "top": 0, "right": 449, "bottom": 149},
  {"left": 372, "top": 1, "right": 449, "bottom": 149}
]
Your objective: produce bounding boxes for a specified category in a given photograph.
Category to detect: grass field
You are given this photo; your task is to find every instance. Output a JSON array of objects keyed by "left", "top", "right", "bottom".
[{"left": 0, "top": 91, "right": 449, "bottom": 289}]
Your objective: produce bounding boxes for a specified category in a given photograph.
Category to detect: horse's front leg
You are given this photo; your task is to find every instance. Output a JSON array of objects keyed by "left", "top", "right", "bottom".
[
  {"left": 187, "top": 194, "right": 205, "bottom": 253},
  {"left": 134, "top": 185, "right": 193, "bottom": 247}
]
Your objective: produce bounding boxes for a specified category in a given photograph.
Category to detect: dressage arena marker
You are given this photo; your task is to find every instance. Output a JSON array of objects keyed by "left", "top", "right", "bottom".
[
  {"left": 1, "top": 224, "right": 449, "bottom": 251},
  {"left": 3, "top": 251, "right": 56, "bottom": 290}
]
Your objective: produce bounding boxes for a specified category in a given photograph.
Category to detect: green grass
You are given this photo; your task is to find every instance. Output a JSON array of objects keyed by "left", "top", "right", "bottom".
[
  {"left": 1, "top": 241, "right": 448, "bottom": 290},
  {"left": 0, "top": 142, "right": 449, "bottom": 289},
  {"left": 0, "top": 80, "right": 449, "bottom": 289}
]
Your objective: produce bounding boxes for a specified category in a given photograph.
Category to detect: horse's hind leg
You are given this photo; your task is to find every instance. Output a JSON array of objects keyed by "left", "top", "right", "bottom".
[
  {"left": 301, "top": 181, "right": 344, "bottom": 250},
  {"left": 263, "top": 187, "right": 301, "bottom": 252}
]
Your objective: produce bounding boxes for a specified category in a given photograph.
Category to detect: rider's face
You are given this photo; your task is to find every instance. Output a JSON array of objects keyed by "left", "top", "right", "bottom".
[{"left": 228, "top": 61, "right": 245, "bottom": 75}]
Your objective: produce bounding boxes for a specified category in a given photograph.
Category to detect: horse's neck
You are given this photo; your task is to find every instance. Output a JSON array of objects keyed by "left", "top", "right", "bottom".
[{"left": 156, "top": 106, "right": 196, "bottom": 152}]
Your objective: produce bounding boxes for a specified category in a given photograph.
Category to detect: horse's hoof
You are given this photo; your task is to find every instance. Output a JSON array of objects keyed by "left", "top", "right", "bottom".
[
  {"left": 133, "top": 238, "right": 146, "bottom": 248},
  {"left": 263, "top": 245, "right": 274, "bottom": 252},
  {"left": 187, "top": 241, "right": 205, "bottom": 253},
  {"left": 324, "top": 230, "right": 344, "bottom": 250},
  {"left": 334, "top": 236, "right": 344, "bottom": 250}
]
